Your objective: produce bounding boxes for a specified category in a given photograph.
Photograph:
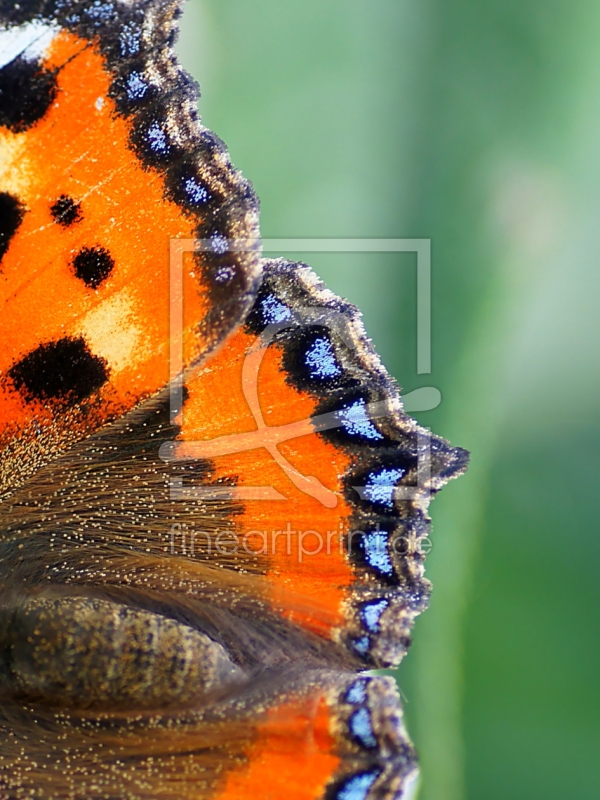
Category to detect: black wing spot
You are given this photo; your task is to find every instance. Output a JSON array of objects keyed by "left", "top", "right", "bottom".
[
  {"left": 72, "top": 246, "right": 115, "bottom": 288},
  {"left": 0, "top": 192, "right": 25, "bottom": 261},
  {"left": 51, "top": 195, "right": 82, "bottom": 227},
  {"left": 0, "top": 56, "right": 57, "bottom": 132},
  {"left": 8, "top": 337, "right": 108, "bottom": 405}
]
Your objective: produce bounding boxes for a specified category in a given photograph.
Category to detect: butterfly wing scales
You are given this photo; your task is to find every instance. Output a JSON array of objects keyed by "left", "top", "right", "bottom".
[
  {"left": 0, "top": 672, "right": 417, "bottom": 800},
  {"left": 172, "top": 258, "right": 468, "bottom": 667},
  {"left": 0, "top": 257, "right": 467, "bottom": 672},
  {"left": 0, "top": 0, "right": 260, "bottom": 497},
  {"left": 0, "top": 2, "right": 468, "bottom": 799},
  {"left": 0, "top": 258, "right": 465, "bottom": 798}
]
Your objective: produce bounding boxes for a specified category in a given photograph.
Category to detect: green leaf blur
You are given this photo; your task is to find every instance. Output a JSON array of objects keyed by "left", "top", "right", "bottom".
[{"left": 178, "top": 2, "right": 600, "bottom": 799}]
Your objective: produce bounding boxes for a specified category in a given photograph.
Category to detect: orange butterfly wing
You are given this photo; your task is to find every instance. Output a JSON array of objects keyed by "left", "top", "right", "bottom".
[
  {"left": 0, "top": 672, "right": 417, "bottom": 800},
  {"left": 0, "top": 2, "right": 259, "bottom": 495},
  {"left": 166, "top": 259, "right": 467, "bottom": 667},
  {"left": 0, "top": 3, "right": 467, "bottom": 800}
]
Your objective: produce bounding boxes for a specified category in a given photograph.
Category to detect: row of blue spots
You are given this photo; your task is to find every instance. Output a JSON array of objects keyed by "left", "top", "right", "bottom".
[
  {"left": 363, "top": 467, "right": 404, "bottom": 509},
  {"left": 146, "top": 121, "right": 169, "bottom": 155},
  {"left": 336, "top": 771, "right": 379, "bottom": 800},
  {"left": 260, "top": 294, "right": 292, "bottom": 325},
  {"left": 126, "top": 71, "right": 148, "bottom": 100},
  {"left": 338, "top": 399, "right": 383, "bottom": 441},
  {"left": 119, "top": 21, "right": 141, "bottom": 57},
  {"left": 345, "top": 679, "right": 368, "bottom": 705},
  {"left": 361, "top": 531, "right": 393, "bottom": 576},
  {"left": 361, "top": 598, "right": 389, "bottom": 634},
  {"left": 184, "top": 176, "right": 210, "bottom": 205},
  {"left": 304, "top": 336, "right": 341, "bottom": 380},
  {"left": 349, "top": 708, "right": 377, "bottom": 749}
]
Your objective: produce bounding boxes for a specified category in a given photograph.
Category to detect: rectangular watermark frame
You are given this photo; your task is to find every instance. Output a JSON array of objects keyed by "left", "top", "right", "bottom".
[{"left": 165, "top": 238, "right": 434, "bottom": 505}]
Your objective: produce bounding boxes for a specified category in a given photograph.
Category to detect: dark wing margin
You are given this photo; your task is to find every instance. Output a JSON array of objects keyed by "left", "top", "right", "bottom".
[{"left": 247, "top": 259, "right": 469, "bottom": 668}]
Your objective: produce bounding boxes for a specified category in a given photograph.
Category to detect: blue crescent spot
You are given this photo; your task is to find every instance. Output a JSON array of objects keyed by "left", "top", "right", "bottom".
[
  {"left": 126, "top": 72, "right": 148, "bottom": 100},
  {"left": 304, "top": 336, "right": 341, "bottom": 380},
  {"left": 85, "top": 1, "right": 114, "bottom": 22},
  {"left": 210, "top": 234, "right": 229, "bottom": 255},
  {"left": 120, "top": 22, "right": 141, "bottom": 56},
  {"left": 362, "top": 531, "right": 393, "bottom": 576},
  {"left": 338, "top": 399, "right": 383, "bottom": 440},
  {"left": 349, "top": 708, "right": 377, "bottom": 749},
  {"left": 346, "top": 680, "right": 368, "bottom": 704},
  {"left": 336, "top": 771, "right": 379, "bottom": 800},
  {"left": 361, "top": 598, "right": 389, "bottom": 633},
  {"left": 260, "top": 294, "right": 292, "bottom": 324},
  {"left": 353, "top": 636, "right": 370, "bottom": 656},
  {"left": 363, "top": 467, "right": 404, "bottom": 508},
  {"left": 214, "top": 266, "right": 235, "bottom": 283},
  {"left": 184, "top": 176, "right": 210, "bottom": 205},
  {"left": 147, "top": 122, "right": 169, "bottom": 154}
]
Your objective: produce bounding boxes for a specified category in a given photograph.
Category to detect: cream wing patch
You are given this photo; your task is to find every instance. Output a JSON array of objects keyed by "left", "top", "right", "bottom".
[
  {"left": 77, "top": 289, "right": 146, "bottom": 374},
  {"left": 0, "top": 132, "right": 30, "bottom": 197}
]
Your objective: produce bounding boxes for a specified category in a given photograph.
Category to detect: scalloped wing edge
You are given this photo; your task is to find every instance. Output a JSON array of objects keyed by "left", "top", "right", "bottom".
[{"left": 249, "top": 258, "right": 469, "bottom": 668}]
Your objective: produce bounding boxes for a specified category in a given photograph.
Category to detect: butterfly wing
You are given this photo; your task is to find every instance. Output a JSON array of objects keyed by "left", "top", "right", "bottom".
[
  {"left": 0, "top": 257, "right": 465, "bottom": 799},
  {"left": 0, "top": 0, "right": 260, "bottom": 496},
  {"left": 168, "top": 258, "right": 468, "bottom": 668},
  {"left": 0, "top": 257, "right": 467, "bottom": 673},
  {"left": 0, "top": 2, "right": 468, "bottom": 799},
  {"left": 0, "top": 671, "right": 418, "bottom": 800}
]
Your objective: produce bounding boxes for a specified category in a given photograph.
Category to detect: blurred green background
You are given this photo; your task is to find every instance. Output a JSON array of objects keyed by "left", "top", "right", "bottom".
[{"left": 178, "top": 2, "right": 600, "bottom": 799}]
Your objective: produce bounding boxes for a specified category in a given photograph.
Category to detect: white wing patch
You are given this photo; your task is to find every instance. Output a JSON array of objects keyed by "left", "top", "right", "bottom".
[
  {"left": 0, "top": 130, "right": 30, "bottom": 195},
  {"left": 0, "top": 19, "right": 59, "bottom": 69},
  {"left": 77, "top": 289, "right": 147, "bottom": 375}
]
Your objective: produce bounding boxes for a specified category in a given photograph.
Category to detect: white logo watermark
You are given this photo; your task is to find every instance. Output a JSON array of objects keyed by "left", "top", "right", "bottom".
[
  {"left": 160, "top": 238, "right": 437, "bottom": 506},
  {"left": 168, "top": 521, "right": 433, "bottom": 562}
]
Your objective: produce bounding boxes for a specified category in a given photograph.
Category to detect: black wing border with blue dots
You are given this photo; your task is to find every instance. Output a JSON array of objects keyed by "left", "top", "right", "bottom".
[
  {"left": 247, "top": 259, "right": 469, "bottom": 669},
  {"left": 0, "top": 0, "right": 261, "bottom": 347}
]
